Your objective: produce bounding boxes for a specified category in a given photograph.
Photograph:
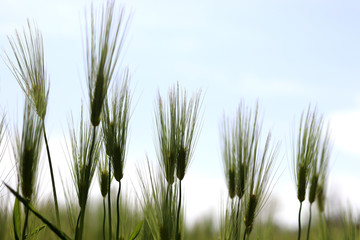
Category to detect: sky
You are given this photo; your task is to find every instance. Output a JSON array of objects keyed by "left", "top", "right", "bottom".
[{"left": 1, "top": 0, "right": 360, "bottom": 229}]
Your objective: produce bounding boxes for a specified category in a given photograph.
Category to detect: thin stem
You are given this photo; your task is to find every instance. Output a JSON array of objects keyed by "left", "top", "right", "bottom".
[
  {"left": 298, "top": 202, "right": 303, "bottom": 240},
  {"left": 116, "top": 181, "right": 121, "bottom": 240},
  {"left": 242, "top": 229, "right": 247, "bottom": 240},
  {"left": 176, "top": 180, "right": 182, "bottom": 240},
  {"left": 306, "top": 204, "right": 312, "bottom": 240},
  {"left": 235, "top": 199, "right": 241, "bottom": 239},
  {"left": 103, "top": 198, "right": 106, "bottom": 240},
  {"left": 43, "top": 122, "right": 61, "bottom": 227},
  {"left": 108, "top": 161, "right": 112, "bottom": 240},
  {"left": 22, "top": 207, "right": 29, "bottom": 240},
  {"left": 75, "top": 210, "right": 82, "bottom": 240}
]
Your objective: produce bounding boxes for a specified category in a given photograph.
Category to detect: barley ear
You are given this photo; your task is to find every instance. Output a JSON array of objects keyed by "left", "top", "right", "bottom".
[
  {"left": 228, "top": 168, "right": 236, "bottom": 199},
  {"left": 308, "top": 174, "right": 318, "bottom": 204},
  {"left": 5, "top": 20, "right": 49, "bottom": 120},
  {"left": 97, "top": 146, "right": 110, "bottom": 199},
  {"left": 86, "top": 0, "right": 129, "bottom": 127},
  {"left": 176, "top": 146, "right": 186, "bottom": 181},
  {"left": 316, "top": 184, "right": 325, "bottom": 213},
  {"left": 236, "top": 162, "right": 246, "bottom": 199},
  {"left": 244, "top": 194, "right": 258, "bottom": 235},
  {"left": 16, "top": 101, "right": 43, "bottom": 202},
  {"left": 297, "top": 164, "right": 307, "bottom": 202}
]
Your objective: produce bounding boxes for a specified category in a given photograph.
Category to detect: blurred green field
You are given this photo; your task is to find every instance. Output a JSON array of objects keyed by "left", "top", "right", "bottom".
[{"left": 0, "top": 195, "right": 359, "bottom": 240}]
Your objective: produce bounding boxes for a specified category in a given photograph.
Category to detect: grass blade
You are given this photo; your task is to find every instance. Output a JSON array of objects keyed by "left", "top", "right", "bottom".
[
  {"left": 5, "top": 183, "right": 72, "bottom": 240},
  {"left": 13, "top": 197, "right": 21, "bottom": 240},
  {"left": 25, "top": 224, "right": 46, "bottom": 239},
  {"left": 128, "top": 220, "right": 143, "bottom": 240}
]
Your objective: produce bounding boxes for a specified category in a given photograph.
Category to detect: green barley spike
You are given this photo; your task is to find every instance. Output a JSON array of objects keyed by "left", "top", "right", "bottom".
[
  {"left": 244, "top": 194, "right": 258, "bottom": 235},
  {"left": 228, "top": 168, "right": 236, "bottom": 199},
  {"left": 309, "top": 174, "right": 319, "bottom": 204},
  {"left": 176, "top": 146, "right": 186, "bottom": 181},
  {"left": 297, "top": 164, "right": 307, "bottom": 202}
]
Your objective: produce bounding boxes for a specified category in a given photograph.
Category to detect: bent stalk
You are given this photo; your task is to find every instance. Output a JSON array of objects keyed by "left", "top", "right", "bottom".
[
  {"left": 116, "top": 181, "right": 121, "bottom": 240},
  {"left": 176, "top": 180, "right": 182, "bottom": 240},
  {"left": 43, "top": 122, "right": 60, "bottom": 227}
]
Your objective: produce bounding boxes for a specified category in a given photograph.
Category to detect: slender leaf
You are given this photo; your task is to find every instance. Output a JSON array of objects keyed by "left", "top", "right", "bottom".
[
  {"left": 13, "top": 197, "right": 21, "bottom": 240},
  {"left": 25, "top": 225, "right": 46, "bottom": 239},
  {"left": 128, "top": 221, "right": 143, "bottom": 240},
  {"left": 5, "top": 183, "right": 72, "bottom": 240}
]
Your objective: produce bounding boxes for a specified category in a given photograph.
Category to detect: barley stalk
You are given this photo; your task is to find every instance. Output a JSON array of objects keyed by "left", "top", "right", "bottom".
[
  {"left": 5, "top": 20, "right": 61, "bottom": 227},
  {"left": 293, "top": 106, "right": 321, "bottom": 240},
  {"left": 102, "top": 71, "right": 131, "bottom": 240}
]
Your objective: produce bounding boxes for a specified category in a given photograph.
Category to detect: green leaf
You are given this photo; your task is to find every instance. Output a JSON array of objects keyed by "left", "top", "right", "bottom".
[
  {"left": 5, "top": 183, "right": 72, "bottom": 240},
  {"left": 128, "top": 220, "right": 143, "bottom": 240},
  {"left": 13, "top": 197, "right": 21, "bottom": 240},
  {"left": 25, "top": 224, "right": 46, "bottom": 239}
]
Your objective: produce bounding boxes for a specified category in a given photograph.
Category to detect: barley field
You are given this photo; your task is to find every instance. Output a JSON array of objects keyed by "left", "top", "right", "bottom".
[{"left": 1, "top": 1, "right": 360, "bottom": 240}]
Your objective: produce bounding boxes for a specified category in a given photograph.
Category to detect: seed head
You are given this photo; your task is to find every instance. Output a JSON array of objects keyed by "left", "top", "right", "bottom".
[
  {"left": 86, "top": 0, "right": 129, "bottom": 126},
  {"left": 294, "top": 106, "right": 322, "bottom": 204},
  {"left": 156, "top": 83, "right": 202, "bottom": 185},
  {"left": 244, "top": 194, "right": 258, "bottom": 235},
  {"left": 112, "top": 143, "right": 124, "bottom": 181},
  {"left": 69, "top": 109, "right": 101, "bottom": 208},
  {"left": 317, "top": 184, "right": 325, "bottom": 213},
  {"left": 6, "top": 20, "right": 49, "bottom": 120},
  {"left": 176, "top": 146, "right": 186, "bottom": 181},
  {"left": 309, "top": 174, "right": 319, "bottom": 204},
  {"left": 15, "top": 102, "right": 43, "bottom": 202},
  {"left": 90, "top": 72, "right": 105, "bottom": 126},
  {"left": 236, "top": 162, "right": 246, "bottom": 199},
  {"left": 102, "top": 75, "right": 131, "bottom": 183},
  {"left": 100, "top": 169, "right": 109, "bottom": 198},
  {"left": 228, "top": 168, "right": 236, "bottom": 199},
  {"left": 297, "top": 164, "right": 307, "bottom": 202}
]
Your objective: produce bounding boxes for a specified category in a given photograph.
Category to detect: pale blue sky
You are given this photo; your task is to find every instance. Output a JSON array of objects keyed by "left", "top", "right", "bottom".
[{"left": 1, "top": 0, "right": 360, "bottom": 228}]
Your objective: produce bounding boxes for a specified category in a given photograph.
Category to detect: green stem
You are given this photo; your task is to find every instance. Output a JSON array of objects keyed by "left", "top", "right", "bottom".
[
  {"left": 43, "top": 122, "right": 61, "bottom": 227},
  {"left": 298, "top": 202, "right": 303, "bottom": 240},
  {"left": 306, "top": 204, "right": 312, "bottom": 240},
  {"left": 242, "top": 228, "right": 247, "bottom": 240},
  {"left": 22, "top": 207, "right": 29, "bottom": 240},
  {"left": 235, "top": 199, "right": 241, "bottom": 238},
  {"left": 103, "top": 198, "right": 106, "bottom": 240},
  {"left": 176, "top": 180, "right": 182, "bottom": 240},
  {"left": 108, "top": 161, "right": 112, "bottom": 240},
  {"left": 116, "top": 181, "right": 121, "bottom": 240},
  {"left": 75, "top": 210, "right": 81, "bottom": 240}
]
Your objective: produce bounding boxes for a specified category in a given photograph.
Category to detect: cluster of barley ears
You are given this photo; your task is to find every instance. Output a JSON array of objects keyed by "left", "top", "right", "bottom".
[
  {"left": 5, "top": 19, "right": 61, "bottom": 228},
  {"left": 221, "top": 102, "right": 278, "bottom": 240},
  {"left": 2, "top": 1, "right": 142, "bottom": 240},
  {"left": 101, "top": 71, "right": 131, "bottom": 240},
  {"left": 292, "top": 106, "right": 331, "bottom": 240},
  {"left": 137, "top": 83, "right": 202, "bottom": 240},
  {"left": 0, "top": 0, "right": 345, "bottom": 239}
]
